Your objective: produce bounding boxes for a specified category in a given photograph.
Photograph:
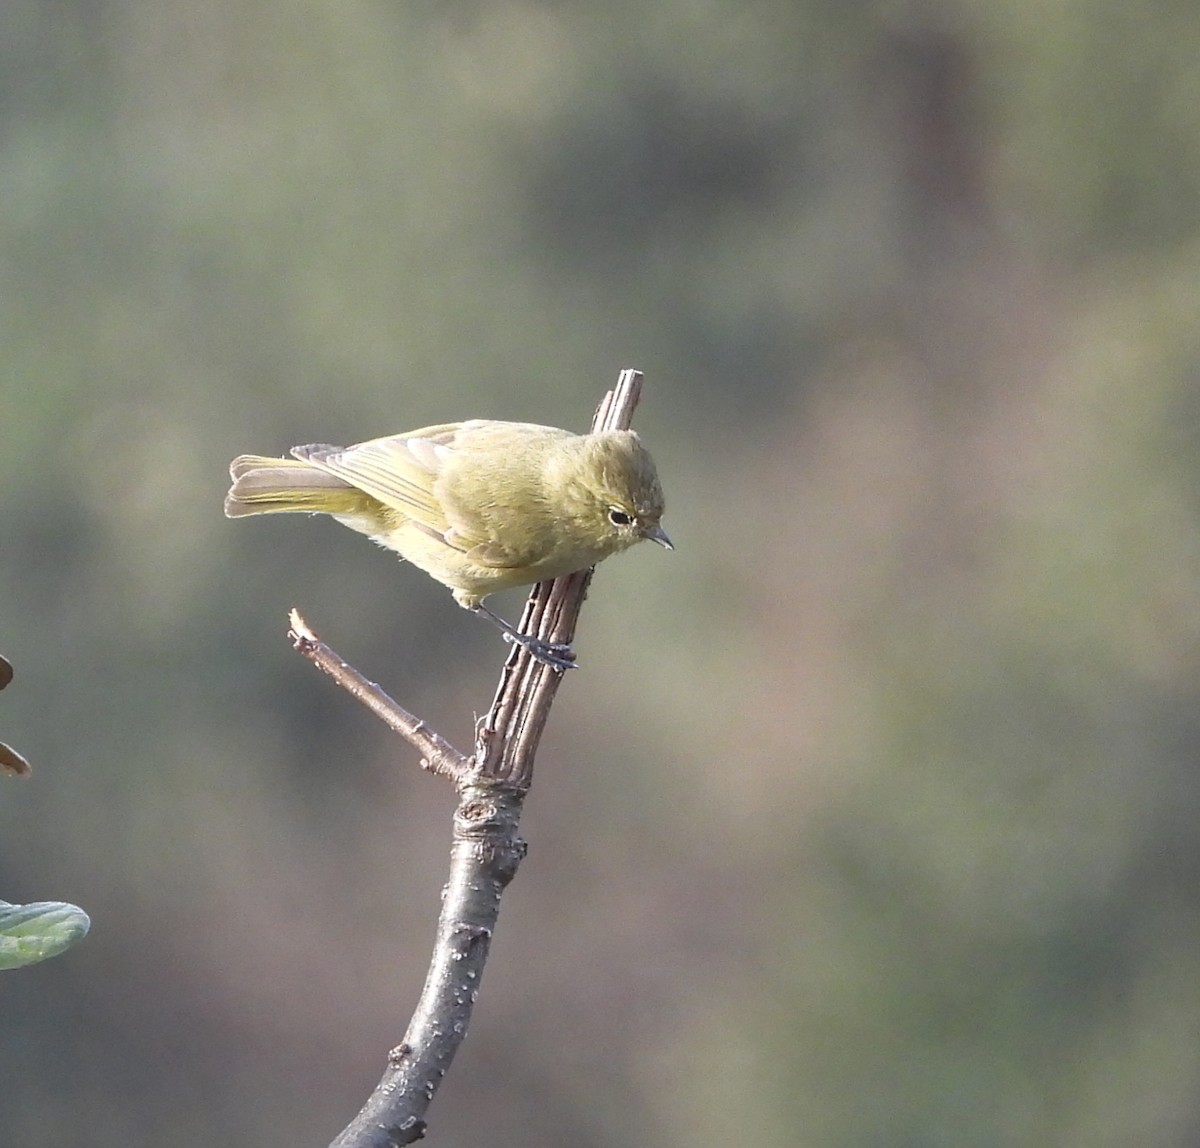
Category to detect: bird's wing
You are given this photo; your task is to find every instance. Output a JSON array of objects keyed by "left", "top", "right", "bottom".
[
  {"left": 292, "top": 433, "right": 456, "bottom": 535},
  {"left": 295, "top": 421, "right": 554, "bottom": 567}
]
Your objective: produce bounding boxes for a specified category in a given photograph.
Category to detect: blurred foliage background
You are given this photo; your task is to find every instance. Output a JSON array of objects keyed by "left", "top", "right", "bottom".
[{"left": 4, "top": 1, "right": 1200, "bottom": 1144}]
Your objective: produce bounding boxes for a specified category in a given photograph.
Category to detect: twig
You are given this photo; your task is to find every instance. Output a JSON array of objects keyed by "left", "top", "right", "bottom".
[
  {"left": 288, "top": 610, "right": 472, "bottom": 784},
  {"left": 308, "top": 370, "right": 646, "bottom": 1147}
]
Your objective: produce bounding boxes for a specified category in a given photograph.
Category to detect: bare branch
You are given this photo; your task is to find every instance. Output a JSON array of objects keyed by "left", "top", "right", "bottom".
[
  {"left": 288, "top": 609, "right": 472, "bottom": 784},
  {"left": 328, "top": 779, "right": 525, "bottom": 1148},
  {"left": 323, "top": 371, "right": 646, "bottom": 1147}
]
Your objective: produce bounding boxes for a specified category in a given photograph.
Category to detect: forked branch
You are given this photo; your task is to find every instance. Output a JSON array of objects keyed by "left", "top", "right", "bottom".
[{"left": 287, "top": 370, "right": 647, "bottom": 1147}]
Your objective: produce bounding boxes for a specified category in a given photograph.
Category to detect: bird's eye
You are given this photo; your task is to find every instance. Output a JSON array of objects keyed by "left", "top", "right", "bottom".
[{"left": 607, "top": 507, "right": 633, "bottom": 527}]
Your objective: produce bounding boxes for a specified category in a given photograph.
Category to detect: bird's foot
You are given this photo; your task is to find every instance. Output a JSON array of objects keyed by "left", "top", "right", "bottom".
[
  {"left": 502, "top": 631, "right": 578, "bottom": 671},
  {"left": 471, "top": 603, "right": 578, "bottom": 671}
]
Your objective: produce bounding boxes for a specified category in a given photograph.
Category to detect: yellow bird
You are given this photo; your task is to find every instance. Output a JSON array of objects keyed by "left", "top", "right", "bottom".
[{"left": 225, "top": 420, "right": 670, "bottom": 667}]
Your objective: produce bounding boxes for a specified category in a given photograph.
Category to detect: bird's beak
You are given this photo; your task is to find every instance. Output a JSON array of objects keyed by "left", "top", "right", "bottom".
[{"left": 642, "top": 523, "right": 674, "bottom": 550}]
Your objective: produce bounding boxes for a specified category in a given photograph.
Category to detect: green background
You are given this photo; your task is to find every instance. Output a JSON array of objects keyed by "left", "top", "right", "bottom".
[{"left": 4, "top": 2, "right": 1200, "bottom": 1145}]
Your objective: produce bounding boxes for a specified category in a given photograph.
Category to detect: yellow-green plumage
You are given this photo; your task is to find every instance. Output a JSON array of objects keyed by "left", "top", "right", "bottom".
[{"left": 225, "top": 420, "right": 670, "bottom": 663}]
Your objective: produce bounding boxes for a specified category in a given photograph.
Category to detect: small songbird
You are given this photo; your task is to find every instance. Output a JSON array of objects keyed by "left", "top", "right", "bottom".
[{"left": 224, "top": 420, "right": 671, "bottom": 668}]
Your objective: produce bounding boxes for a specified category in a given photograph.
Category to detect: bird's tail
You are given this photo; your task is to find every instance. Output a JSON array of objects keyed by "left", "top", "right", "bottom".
[{"left": 224, "top": 455, "right": 372, "bottom": 518}]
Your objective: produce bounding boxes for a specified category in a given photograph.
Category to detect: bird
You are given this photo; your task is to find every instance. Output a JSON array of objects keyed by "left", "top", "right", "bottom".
[{"left": 224, "top": 419, "right": 671, "bottom": 668}]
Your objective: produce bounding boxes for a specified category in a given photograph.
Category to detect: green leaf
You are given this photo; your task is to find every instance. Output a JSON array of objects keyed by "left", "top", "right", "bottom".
[{"left": 0, "top": 899, "right": 90, "bottom": 970}]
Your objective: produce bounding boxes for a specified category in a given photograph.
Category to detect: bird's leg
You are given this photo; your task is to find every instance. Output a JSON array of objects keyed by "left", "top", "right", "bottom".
[{"left": 470, "top": 604, "right": 578, "bottom": 671}]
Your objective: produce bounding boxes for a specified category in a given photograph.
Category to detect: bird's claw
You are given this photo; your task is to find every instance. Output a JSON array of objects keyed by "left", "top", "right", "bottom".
[{"left": 502, "top": 631, "right": 579, "bottom": 671}]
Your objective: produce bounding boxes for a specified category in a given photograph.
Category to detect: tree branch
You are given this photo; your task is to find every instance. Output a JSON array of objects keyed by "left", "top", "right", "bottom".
[
  {"left": 288, "top": 610, "right": 472, "bottom": 784},
  {"left": 307, "top": 370, "right": 647, "bottom": 1147}
]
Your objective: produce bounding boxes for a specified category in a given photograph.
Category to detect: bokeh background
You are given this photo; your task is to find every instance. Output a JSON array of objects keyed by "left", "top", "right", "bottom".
[{"left": 4, "top": 1, "right": 1200, "bottom": 1145}]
